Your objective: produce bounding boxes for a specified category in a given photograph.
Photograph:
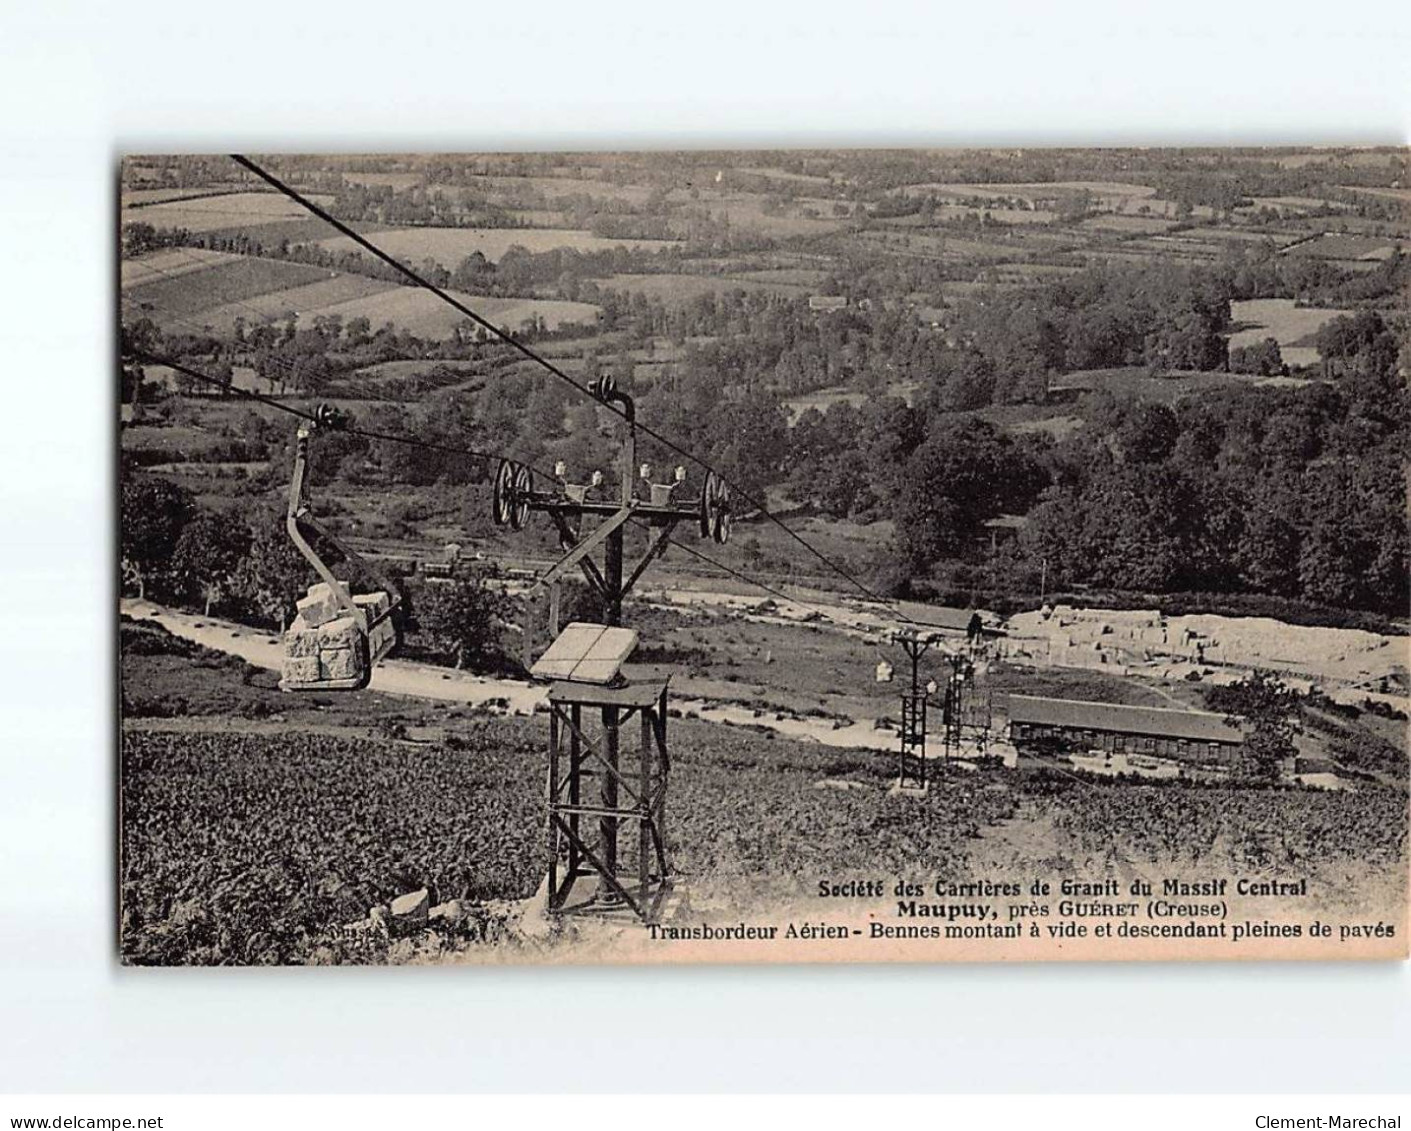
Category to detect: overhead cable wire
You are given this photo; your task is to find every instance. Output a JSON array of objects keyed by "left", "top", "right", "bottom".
[
  {"left": 230, "top": 153, "right": 913, "bottom": 620},
  {"left": 126, "top": 349, "right": 527, "bottom": 469},
  {"left": 653, "top": 532, "right": 860, "bottom": 627},
  {"left": 124, "top": 349, "right": 870, "bottom": 632}
]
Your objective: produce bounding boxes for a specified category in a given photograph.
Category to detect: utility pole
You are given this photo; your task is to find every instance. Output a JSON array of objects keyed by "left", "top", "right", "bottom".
[{"left": 889, "top": 628, "right": 941, "bottom": 793}]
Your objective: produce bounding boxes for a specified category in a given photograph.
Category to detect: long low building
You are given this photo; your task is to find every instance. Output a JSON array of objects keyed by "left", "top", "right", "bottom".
[{"left": 1003, "top": 694, "right": 1245, "bottom": 760}]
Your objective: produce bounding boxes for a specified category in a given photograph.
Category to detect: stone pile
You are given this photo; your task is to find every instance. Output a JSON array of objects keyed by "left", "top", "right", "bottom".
[{"left": 281, "top": 582, "right": 395, "bottom": 687}]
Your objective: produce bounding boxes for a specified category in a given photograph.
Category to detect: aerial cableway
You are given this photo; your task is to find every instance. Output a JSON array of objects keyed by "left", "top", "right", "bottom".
[{"left": 120, "top": 159, "right": 997, "bottom": 927}]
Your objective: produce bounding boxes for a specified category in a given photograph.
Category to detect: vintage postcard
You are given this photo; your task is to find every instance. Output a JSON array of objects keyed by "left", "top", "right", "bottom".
[{"left": 117, "top": 149, "right": 1409, "bottom": 965}]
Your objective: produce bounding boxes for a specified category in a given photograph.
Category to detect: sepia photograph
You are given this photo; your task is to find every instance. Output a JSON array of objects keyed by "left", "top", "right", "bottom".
[{"left": 116, "top": 148, "right": 1409, "bottom": 967}]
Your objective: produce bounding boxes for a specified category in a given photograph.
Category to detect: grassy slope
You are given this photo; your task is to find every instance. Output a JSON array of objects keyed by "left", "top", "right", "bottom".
[{"left": 119, "top": 625, "right": 1408, "bottom": 964}]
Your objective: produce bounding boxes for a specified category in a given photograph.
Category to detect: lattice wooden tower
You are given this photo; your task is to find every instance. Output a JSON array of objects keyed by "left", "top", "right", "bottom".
[{"left": 542, "top": 671, "right": 673, "bottom": 922}]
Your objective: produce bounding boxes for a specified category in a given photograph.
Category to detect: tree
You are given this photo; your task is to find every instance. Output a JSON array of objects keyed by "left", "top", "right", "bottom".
[
  {"left": 344, "top": 316, "right": 372, "bottom": 348},
  {"left": 892, "top": 420, "right": 1044, "bottom": 571},
  {"left": 415, "top": 577, "right": 509, "bottom": 670},
  {"left": 229, "top": 524, "right": 313, "bottom": 631},
  {"left": 1203, "top": 670, "right": 1300, "bottom": 783},
  {"left": 932, "top": 350, "right": 995, "bottom": 412},
  {"left": 120, "top": 476, "right": 196, "bottom": 599},
  {"left": 1315, "top": 310, "right": 1398, "bottom": 378},
  {"left": 1108, "top": 401, "right": 1179, "bottom": 464},
  {"left": 169, "top": 511, "right": 252, "bottom": 615},
  {"left": 1229, "top": 336, "right": 1285, "bottom": 376}
]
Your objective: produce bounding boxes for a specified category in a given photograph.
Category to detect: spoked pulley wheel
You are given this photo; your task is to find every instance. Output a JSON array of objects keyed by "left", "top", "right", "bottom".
[
  {"left": 510, "top": 464, "right": 532, "bottom": 531},
  {"left": 492, "top": 460, "right": 515, "bottom": 527},
  {"left": 699, "top": 470, "right": 732, "bottom": 544}
]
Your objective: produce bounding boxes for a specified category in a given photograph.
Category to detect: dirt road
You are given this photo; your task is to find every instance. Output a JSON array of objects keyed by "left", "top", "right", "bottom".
[
  {"left": 123, "top": 599, "right": 548, "bottom": 713},
  {"left": 120, "top": 599, "right": 1005, "bottom": 763}
]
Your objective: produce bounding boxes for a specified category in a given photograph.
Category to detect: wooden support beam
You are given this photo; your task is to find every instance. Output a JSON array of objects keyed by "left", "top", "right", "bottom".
[
  {"left": 547, "top": 512, "right": 609, "bottom": 598},
  {"left": 539, "top": 503, "right": 638, "bottom": 588},
  {"left": 622, "top": 521, "right": 677, "bottom": 596}
]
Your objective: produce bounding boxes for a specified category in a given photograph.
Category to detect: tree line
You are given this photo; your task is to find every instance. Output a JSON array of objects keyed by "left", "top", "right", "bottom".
[{"left": 778, "top": 309, "right": 1408, "bottom": 617}]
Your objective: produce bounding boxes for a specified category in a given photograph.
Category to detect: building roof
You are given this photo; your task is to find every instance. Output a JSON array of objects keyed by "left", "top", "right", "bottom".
[
  {"left": 889, "top": 602, "right": 983, "bottom": 633},
  {"left": 1004, "top": 694, "right": 1244, "bottom": 744}
]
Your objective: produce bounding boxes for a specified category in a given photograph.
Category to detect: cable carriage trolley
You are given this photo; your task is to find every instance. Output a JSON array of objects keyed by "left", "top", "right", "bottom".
[
  {"left": 496, "top": 376, "right": 732, "bottom": 924},
  {"left": 279, "top": 405, "right": 404, "bottom": 692}
]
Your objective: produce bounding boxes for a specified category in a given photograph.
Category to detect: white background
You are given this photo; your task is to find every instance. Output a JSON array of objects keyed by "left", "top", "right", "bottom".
[{"left": 0, "top": 0, "right": 1408, "bottom": 1095}]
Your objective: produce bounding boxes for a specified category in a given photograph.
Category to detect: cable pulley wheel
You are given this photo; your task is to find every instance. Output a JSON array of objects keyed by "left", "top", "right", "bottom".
[
  {"left": 700, "top": 471, "right": 732, "bottom": 545},
  {"left": 510, "top": 464, "right": 532, "bottom": 531},
  {"left": 492, "top": 460, "right": 515, "bottom": 527}
]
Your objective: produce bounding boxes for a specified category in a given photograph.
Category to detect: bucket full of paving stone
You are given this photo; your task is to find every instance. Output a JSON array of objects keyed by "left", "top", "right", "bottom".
[{"left": 280, "top": 583, "right": 395, "bottom": 689}]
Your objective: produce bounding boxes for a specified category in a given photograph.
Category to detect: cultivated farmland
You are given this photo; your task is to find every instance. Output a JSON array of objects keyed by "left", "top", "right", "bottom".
[
  {"left": 120, "top": 190, "right": 337, "bottom": 233},
  {"left": 189, "top": 275, "right": 400, "bottom": 335},
  {"left": 1229, "top": 298, "right": 1352, "bottom": 367},
  {"left": 121, "top": 249, "right": 600, "bottom": 338},
  {"left": 120, "top": 247, "right": 245, "bottom": 289},
  {"left": 123, "top": 256, "right": 337, "bottom": 324},
  {"left": 316, "top": 226, "right": 678, "bottom": 266},
  {"left": 302, "top": 286, "right": 600, "bottom": 337}
]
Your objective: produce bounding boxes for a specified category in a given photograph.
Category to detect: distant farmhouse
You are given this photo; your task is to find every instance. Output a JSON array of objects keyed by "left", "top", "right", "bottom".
[
  {"left": 1004, "top": 694, "right": 1244, "bottom": 761},
  {"left": 808, "top": 294, "right": 848, "bottom": 313}
]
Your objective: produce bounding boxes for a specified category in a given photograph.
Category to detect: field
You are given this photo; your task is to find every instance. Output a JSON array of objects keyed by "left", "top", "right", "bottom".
[
  {"left": 350, "top": 358, "right": 485, "bottom": 383},
  {"left": 122, "top": 255, "right": 337, "bottom": 323},
  {"left": 1229, "top": 298, "right": 1351, "bottom": 366},
  {"left": 302, "top": 286, "right": 600, "bottom": 337},
  {"left": 120, "top": 711, "right": 1408, "bottom": 964},
  {"left": 734, "top": 267, "right": 832, "bottom": 287},
  {"left": 120, "top": 247, "right": 246, "bottom": 290},
  {"left": 1079, "top": 214, "right": 1179, "bottom": 234},
  {"left": 696, "top": 196, "right": 847, "bottom": 238},
  {"left": 315, "top": 226, "right": 678, "bottom": 266},
  {"left": 1340, "top": 185, "right": 1411, "bottom": 205},
  {"left": 783, "top": 382, "right": 920, "bottom": 423},
  {"left": 118, "top": 149, "right": 1408, "bottom": 367},
  {"left": 122, "top": 249, "right": 601, "bottom": 338},
  {"left": 121, "top": 186, "right": 249, "bottom": 207},
  {"left": 859, "top": 230, "right": 1024, "bottom": 262},
  {"left": 1048, "top": 367, "right": 1262, "bottom": 404},
  {"left": 188, "top": 274, "right": 400, "bottom": 333},
  {"left": 120, "top": 191, "right": 336, "bottom": 234},
  {"left": 1282, "top": 233, "right": 1401, "bottom": 261}
]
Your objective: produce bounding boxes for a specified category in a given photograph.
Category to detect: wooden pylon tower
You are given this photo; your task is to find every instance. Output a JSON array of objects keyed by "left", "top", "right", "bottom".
[
  {"left": 493, "top": 376, "right": 731, "bottom": 923},
  {"left": 543, "top": 674, "right": 672, "bottom": 921}
]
